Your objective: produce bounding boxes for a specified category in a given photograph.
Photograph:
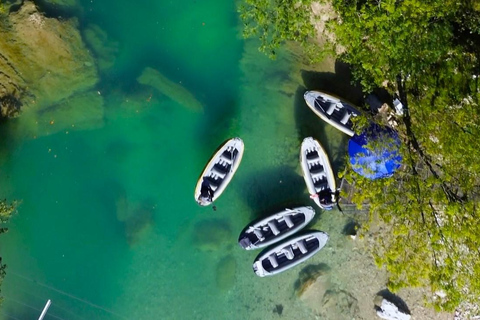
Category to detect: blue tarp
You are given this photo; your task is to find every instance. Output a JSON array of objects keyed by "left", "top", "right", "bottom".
[{"left": 348, "top": 124, "right": 402, "bottom": 180}]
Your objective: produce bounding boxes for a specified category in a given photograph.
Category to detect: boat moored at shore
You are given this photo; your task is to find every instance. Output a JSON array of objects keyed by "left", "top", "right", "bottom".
[
  {"left": 304, "top": 90, "right": 360, "bottom": 136},
  {"left": 300, "top": 137, "right": 336, "bottom": 210},
  {"left": 253, "top": 231, "right": 329, "bottom": 277},
  {"left": 238, "top": 206, "right": 316, "bottom": 250}
]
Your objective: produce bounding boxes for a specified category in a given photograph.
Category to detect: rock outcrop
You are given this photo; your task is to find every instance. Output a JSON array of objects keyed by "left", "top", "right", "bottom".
[
  {"left": 295, "top": 264, "right": 359, "bottom": 319},
  {"left": 0, "top": 1, "right": 98, "bottom": 113},
  {"left": 35, "top": 90, "right": 104, "bottom": 136},
  {"left": 83, "top": 24, "right": 119, "bottom": 72}
]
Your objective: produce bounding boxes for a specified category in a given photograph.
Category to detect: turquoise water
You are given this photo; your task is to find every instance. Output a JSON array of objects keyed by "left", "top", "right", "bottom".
[{"left": 0, "top": 1, "right": 360, "bottom": 319}]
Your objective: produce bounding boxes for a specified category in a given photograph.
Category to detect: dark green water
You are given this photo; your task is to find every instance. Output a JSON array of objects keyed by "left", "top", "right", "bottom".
[{"left": 0, "top": 1, "right": 358, "bottom": 319}]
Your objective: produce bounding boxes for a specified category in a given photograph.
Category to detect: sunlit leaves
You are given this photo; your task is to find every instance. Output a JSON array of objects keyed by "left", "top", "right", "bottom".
[
  {"left": 238, "top": 0, "right": 319, "bottom": 60},
  {"left": 327, "top": 0, "right": 480, "bottom": 311}
]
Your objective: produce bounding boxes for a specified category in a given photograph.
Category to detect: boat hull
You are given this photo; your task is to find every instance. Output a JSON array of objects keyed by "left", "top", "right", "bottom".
[
  {"left": 238, "top": 206, "right": 316, "bottom": 250},
  {"left": 304, "top": 90, "right": 360, "bottom": 136},
  {"left": 300, "top": 137, "right": 336, "bottom": 210},
  {"left": 253, "top": 231, "right": 329, "bottom": 277},
  {"left": 194, "top": 137, "right": 244, "bottom": 206}
]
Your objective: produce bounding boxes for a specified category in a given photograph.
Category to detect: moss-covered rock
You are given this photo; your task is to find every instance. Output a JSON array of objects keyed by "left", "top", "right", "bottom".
[
  {"left": 35, "top": 90, "right": 104, "bottom": 136},
  {"left": 0, "top": 1, "right": 98, "bottom": 112},
  {"left": 191, "top": 218, "right": 231, "bottom": 252},
  {"left": 83, "top": 24, "right": 119, "bottom": 72}
]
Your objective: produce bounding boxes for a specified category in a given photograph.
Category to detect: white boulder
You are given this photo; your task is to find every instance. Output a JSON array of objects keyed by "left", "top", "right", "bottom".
[{"left": 375, "top": 296, "right": 411, "bottom": 320}]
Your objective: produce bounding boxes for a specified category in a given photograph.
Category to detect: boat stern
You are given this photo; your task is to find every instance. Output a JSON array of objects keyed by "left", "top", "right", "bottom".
[
  {"left": 253, "top": 261, "right": 267, "bottom": 277},
  {"left": 238, "top": 236, "right": 253, "bottom": 250}
]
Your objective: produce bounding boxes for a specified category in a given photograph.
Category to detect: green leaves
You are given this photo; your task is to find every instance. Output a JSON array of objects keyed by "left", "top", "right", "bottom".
[
  {"left": 238, "top": 0, "right": 480, "bottom": 311},
  {"left": 238, "top": 0, "right": 318, "bottom": 60},
  {"left": 327, "top": 0, "right": 480, "bottom": 311}
]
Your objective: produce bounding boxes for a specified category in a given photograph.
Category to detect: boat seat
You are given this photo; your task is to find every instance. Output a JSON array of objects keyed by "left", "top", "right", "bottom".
[
  {"left": 220, "top": 151, "right": 233, "bottom": 164},
  {"left": 268, "top": 255, "right": 279, "bottom": 268},
  {"left": 297, "top": 240, "right": 308, "bottom": 254},
  {"left": 211, "top": 167, "right": 226, "bottom": 179},
  {"left": 340, "top": 111, "right": 352, "bottom": 125},
  {"left": 283, "top": 215, "right": 294, "bottom": 228},
  {"left": 204, "top": 176, "right": 220, "bottom": 189},
  {"left": 326, "top": 102, "right": 336, "bottom": 115},
  {"left": 314, "top": 178, "right": 328, "bottom": 190},
  {"left": 282, "top": 247, "right": 294, "bottom": 260},
  {"left": 253, "top": 228, "right": 264, "bottom": 241},
  {"left": 306, "top": 151, "right": 319, "bottom": 160},
  {"left": 310, "top": 163, "right": 324, "bottom": 175},
  {"left": 267, "top": 221, "right": 280, "bottom": 235},
  {"left": 213, "top": 163, "right": 229, "bottom": 175}
]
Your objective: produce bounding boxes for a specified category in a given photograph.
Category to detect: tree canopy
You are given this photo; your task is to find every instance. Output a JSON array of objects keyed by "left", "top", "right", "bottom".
[
  {"left": 330, "top": 0, "right": 480, "bottom": 311},
  {"left": 238, "top": 0, "right": 480, "bottom": 312},
  {"left": 238, "top": 0, "right": 318, "bottom": 59}
]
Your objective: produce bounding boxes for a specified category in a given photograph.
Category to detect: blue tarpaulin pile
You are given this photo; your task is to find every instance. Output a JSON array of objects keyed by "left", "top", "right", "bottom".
[{"left": 348, "top": 124, "right": 402, "bottom": 180}]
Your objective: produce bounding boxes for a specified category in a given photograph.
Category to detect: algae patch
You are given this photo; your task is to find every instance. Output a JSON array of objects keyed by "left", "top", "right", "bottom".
[{"left": 215, "top": 255, "right": 236, "bottom": 291}]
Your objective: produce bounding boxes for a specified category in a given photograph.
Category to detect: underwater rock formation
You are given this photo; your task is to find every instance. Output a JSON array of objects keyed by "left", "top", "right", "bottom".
[
  {"left": 34, "top": 0, "right": 80, "bottom": 12},
  {"left": 35, "top": 90, "right": 104, "bottom": 136},
  {"left": 215, "top": 255, "right": 236, "bottom": 291},
  {"left": 295, "top": 263, "right": 330, "bottom": 298},
  {"left": 296, "top": 264, "right": 359, "bottom": 319},
  {"left": 124, "top": 200, "right": 155, "bottom": 246},
  {"left": 137, "top": 67, "right": 203, "bottom": 112},
  {"left": 83, "top": 24, "right": 119, "bottom": 72},
  {"left": 191, "top": 218, "right": 231, "bottom": 252},
  {"left": 321, "top": 289, "right": 359, "bottom": 320},
  {"left": 0, "top": 1, "right": 98, "bottom": 113}
]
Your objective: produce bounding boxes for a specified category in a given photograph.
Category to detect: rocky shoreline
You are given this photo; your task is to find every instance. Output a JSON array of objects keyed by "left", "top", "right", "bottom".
[{"left": 0, "top": 0, "right": 101, "bottom": 136}]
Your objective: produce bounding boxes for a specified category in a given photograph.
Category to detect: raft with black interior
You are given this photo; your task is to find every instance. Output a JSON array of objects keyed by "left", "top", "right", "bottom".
[
  {"left": 300, "top": 137, "right": 336, "bottom": 210},
  {"left": 238, "top": 206, "right": 316, "bottom": 250},
  {"left": 304, "top": 90, "right": 360, "bottom": 136},
  {"left": 194, "top": 137, "right": 244, "bottom": 206},
  {"left": 252, "top": 230, "right": 329, "bottom": 277}
]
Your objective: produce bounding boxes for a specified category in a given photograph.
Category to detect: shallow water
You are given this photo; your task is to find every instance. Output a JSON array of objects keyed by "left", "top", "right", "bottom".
[{"left": 0, "top": 1, "right": 362, "bottom": 319}]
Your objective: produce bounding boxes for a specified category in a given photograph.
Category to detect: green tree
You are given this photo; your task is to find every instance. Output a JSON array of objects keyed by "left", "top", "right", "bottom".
[
  {"left": 328, "top": 0, "right": 480, "bottom": 312},
  {"left": 238, "top": 0, "right": 318, "bottom": 59},
  {"left": 238, "top": 0, "right": 480, "bottom": 311}
]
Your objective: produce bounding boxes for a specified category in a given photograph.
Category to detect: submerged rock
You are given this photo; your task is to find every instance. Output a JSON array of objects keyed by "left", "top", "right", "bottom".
[
  {"left": 137, "top": 67, "right": 203, "bottom": 112},
  {"left": 296, "top": 264, "right": 358, "bottom": 319},
  {"left": 83, "top": 24, "right": 119, "bottom": 72},
  {"left": 215, "top": 255, "right": 236, "bottom": 291},
  {"left": 295, "top": 263, "right": 330, "bottom": 298},
  {"left": 35, "top": 90, "right": 104, "bottom": 136},
  {"left": 35, "top": 0, "right": 80, "bottom": 12},
  {"left": 191, "top": 218, "right": 231, "bottom": 252},
  {"left": 124, "top": 200, "right": 155, "bottom": 246},
  {"left": 296, "top": 264, "right": 331, "bottom": 314},
  {"left": 0, "top": 1, "right": 98, "bottom": 113},
  {"left": 321, "top": 289, "right": 359, "bottom": 320}
]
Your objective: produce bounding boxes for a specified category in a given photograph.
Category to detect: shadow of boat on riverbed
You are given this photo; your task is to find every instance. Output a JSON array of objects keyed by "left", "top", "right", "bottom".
[{"left": 236, "top": 165, "right": 320, "bottom": 222}]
